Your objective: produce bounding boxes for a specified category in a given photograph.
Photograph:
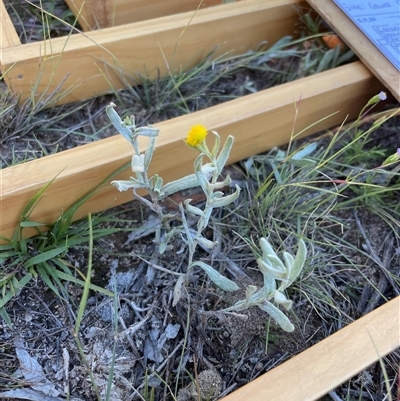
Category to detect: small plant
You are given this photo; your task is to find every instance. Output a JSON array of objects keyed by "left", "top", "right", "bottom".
[
  {"left": 223, "top": 237, "right": 307, "bottom": 332},
  {"left": 107, "top": 103, "right": 307, "bottom": 331},
  {"left": 107, "top": 104, "right": 241, "bottom": 304},
  {"left": 240, "top": 93, "right": 399, "bottom": 333},
  {"left": 0, "top": 165, "right": 130, "bottom": 324}
]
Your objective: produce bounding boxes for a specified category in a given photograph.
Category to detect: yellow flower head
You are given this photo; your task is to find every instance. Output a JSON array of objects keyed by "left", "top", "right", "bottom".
[{"left": 185, "top": 125, "right": 208, "bottom": 148}]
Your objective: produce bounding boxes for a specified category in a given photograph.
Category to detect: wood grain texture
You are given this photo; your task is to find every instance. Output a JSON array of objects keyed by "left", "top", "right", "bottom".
[
  {"left": 65, "top": 0, "right": 110, "bottom": 31},
  {"left": 66, "top": 0, "right": 239, "bottom": 30},
  {"left": 0, "top": 0, "right": 21, "bottom": 50},
  {"left": 0, "top": 62, "right": 381, "bottom": 242},
  {"left": 306, "top": 0, "right": 400, "bottom": 102},
  {"left": 1, "top": 0, "right": 304, "bottom": 106},
  {"left": 221, "top": 296, "right": 400, "bottom": 401}
]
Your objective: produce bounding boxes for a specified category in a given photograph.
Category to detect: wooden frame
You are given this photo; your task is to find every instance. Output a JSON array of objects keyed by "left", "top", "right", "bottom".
[
  {"left": 306, "top": 0, "right": 400, "bottom": 103},
  {"left": 0, "top": 0, "right": 305, "bottom": 106},
  {"left": 221, "top": 296, "right": 399, "bottom": 400},
  {"left": 65, "top": 0, "right": 240, "bottom": 31},
  {"left": 1, "top": 61, "right": 381, "bottom": 241},
  {"left": 1, "top": 1, "right": 398, "bottom": 399}
]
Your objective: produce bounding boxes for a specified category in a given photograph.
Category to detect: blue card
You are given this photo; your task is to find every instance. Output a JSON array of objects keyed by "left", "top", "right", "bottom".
[{"left": 333, "top": 0, "right": 400, "bottom": 71}]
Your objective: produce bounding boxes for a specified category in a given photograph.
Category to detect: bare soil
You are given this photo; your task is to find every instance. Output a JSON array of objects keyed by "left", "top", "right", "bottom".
[
  {"left": 1, "top": 1, "right": 400, "bottom": 400},
  {"left": 1, "top": 130, "right": 399, "bottom": 400}
]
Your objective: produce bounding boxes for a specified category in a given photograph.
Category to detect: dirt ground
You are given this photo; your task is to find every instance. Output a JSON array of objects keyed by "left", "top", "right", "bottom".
[
  {"left": 1, "top": 124, "right": 400, "bottom": 401},
  {"left": 1, "top": 1, "right": 400, "bottom": 400}
]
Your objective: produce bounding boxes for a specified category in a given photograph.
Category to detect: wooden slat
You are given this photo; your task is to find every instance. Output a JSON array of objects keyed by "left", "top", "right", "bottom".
[
  {"left": 0, "top": 62, "right": 381, "bottom": 242},
  {"left": 65, "top": 0, "right": 239, "bottom": 31},
  {"left": 1, "top": 0, "right": 304, "bottom": 106},
  {"left": 221, "top": 296, "right": 400, "bottom": 401},
  {"left": 0, "top": 0, "right": 21, "bottom": 50},
  {"left": 64, "top": 0, "right": 110, "bottom": 31},
  {"left": 306, "top": 0, "right": 400, "bottom": 102}
]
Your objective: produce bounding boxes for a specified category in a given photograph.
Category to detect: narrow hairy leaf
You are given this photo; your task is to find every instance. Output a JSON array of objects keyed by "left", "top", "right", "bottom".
[
  {"left": 192, "top": 261, "right": 239, "bottom": 292},
  {"left": 285, "top": 239, "right": 307, "bottom": 288},
  {"left": 215, "top": 135, "right": 234, "bottom": 175},
  {"left": 258, "top": 301, "right": 294, "bottom": 332}
]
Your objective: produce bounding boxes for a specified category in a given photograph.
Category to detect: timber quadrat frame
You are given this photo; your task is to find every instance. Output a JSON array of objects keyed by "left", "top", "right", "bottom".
[
  {"left": 0, "top": 0, "right": 385, "bottom": 242},
  {"left": 1, "top": 0, "right": 307, "bottom": 105},
  {"left": 0, "top": 1, "right": 398, "bottom": 399}
]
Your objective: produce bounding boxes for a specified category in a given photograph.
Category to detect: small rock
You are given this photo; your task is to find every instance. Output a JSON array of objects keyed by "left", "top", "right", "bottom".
[{"left": 177, "top": 369, "right": 222, "bottom": 401}]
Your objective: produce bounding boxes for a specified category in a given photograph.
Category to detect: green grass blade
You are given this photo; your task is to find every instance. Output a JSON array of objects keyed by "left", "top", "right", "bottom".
[
  {"left": 36, "top": 263, "right": 64, "bottom": 300},
  {"left": 11, "top": 170, "right": 64, "bottom": 243},
  {"left": 105, "top": 271, "right": 119, "bottom": 401},
  {"left": 0, "top": 307, "right": 12, "bottom": 327},
  {"left": 0, "top": 273, "right": 32, "bottom": 308},
  {"left": 24, "top": 246, "right": 66, "bottom": 268},
  {"left": 51, "top": 161, "right": 130, "bottom": 242},
  {"left": 75, "top": 213, "right": 93, "bottom": 333},
  {"left": 51, "top": 267, "right": 113, "bottom": 296}
]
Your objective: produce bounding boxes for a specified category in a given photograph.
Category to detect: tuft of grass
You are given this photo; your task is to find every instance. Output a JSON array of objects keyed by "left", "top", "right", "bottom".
[
  {"left": 235, "top": 100, "right": 400, "bottom": 328},
  {"left": 0, "top": 162, "right": 133, "bottom": 323}
]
